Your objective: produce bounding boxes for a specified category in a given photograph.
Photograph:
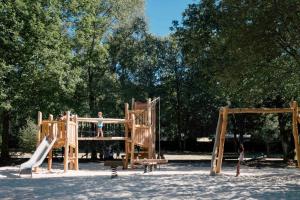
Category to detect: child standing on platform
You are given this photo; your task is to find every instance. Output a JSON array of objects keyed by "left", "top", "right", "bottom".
[{"left": 97, "top": 112, "right": 104, "bottom": 137}]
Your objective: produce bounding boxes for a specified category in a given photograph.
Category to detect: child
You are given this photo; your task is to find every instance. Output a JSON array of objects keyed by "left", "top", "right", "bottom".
[
  {"left": 236, "top": 144, "right": 244, "bottom": 177},
  {"left": 97, "top": 112, "right": 104, "bottom": 137}
]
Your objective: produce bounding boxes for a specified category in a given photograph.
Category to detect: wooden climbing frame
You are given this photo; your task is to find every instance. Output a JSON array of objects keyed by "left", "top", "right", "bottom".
[
  {"left": 36, "top": 98, "right": 166, "bottom": 173},
  {"left": 210, "top": 101, "right": 300, "bottom": 175},
  {"left": 75, "top": 98, "right": 158, "bottom": 169}
]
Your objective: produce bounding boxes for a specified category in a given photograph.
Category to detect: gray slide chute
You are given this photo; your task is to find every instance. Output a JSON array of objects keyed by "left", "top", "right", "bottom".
[{"left": 19, "top": 136, "right": 56, "bottom": 176}]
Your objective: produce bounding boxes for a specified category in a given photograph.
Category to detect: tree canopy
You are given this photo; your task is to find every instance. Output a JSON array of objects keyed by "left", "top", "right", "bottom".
[{"left": 1, "top": 0, "right": 300, "bottom": 158}]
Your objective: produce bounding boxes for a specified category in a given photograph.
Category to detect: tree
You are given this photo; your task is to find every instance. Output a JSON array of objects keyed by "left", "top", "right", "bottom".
[
  {"left": 66, "top": 0, "right": 144, "bottom": 116},
  {"left": 0, "top": 0, "right": 81, "bottom": 159},
  {"left": 172, "top": 0, "right": 225, "bottom": 146},
  {"left": 174, "top": 0, "right": 300, "bottom": 156}
]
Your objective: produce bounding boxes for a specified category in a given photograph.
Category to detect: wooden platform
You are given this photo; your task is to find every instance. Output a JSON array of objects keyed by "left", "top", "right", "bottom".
[{"left": 78, "top": 137, "right": 126, "bottom": 141}]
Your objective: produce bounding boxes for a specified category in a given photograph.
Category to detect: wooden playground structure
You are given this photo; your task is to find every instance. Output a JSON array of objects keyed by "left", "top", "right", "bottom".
[
  {"left": 36, "top": 98, "right": 166, "bottom": 172},
  {"left": 210, "top": 101, "right": 300, "bottom": 175},
  {"left": 37, "top": 111, "right": 79, "bottom": 172}
]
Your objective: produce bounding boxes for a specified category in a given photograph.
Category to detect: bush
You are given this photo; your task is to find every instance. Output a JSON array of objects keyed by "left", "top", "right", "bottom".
[{"left": 19, "top": 119, "right": 38, "bottom": 153}]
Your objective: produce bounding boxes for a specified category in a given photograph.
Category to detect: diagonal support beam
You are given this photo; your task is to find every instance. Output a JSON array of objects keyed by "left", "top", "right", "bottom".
[
  {"left": 210, "top": 108, "right": 223, "bottom": 175},
  {"left": 216, "top": 107, "right": 229, "bottom": 174}
]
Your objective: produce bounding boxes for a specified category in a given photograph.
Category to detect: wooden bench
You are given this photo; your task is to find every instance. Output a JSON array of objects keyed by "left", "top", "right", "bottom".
[
  {"left": 133, "top": 159, "right": 168, "bottom": 173},
  {"left": 133, "top": 159, "right": 168, "bottom": 165}
]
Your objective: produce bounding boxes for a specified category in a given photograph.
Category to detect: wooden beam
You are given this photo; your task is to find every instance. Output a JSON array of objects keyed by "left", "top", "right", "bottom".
[
  {"left": 64, "top": 111, "right": 70, "bottom": 172},
  {"left": 147, "top": 98, "right": 152, "bottom": 159},
  {"left": 135, "top": 124, "right": 151, "bottom": 129},
  {"left": 77, "top": 118, "right": 126, "bottom": 124},
  {"left": 292, "top": 101, "right": 300, "bottom": 168},
  {"left": 78, "top": 137, "right": 127, "bottom": 141},
  {"left": 227, "top": 108, "right": 292, "bottom": 114},
  {"left": 70, "top": 147, "right": 74, "bottom": 170},
  {"left": 216, "top": 107, "right": 229, "bottom": 173},
  {"left": 151, "top": 99, "right": 156, "bottom": 159},
  {"left": 125, "top": 103, "right": 129, "bottom": 169},
  {"left": 74, "top": 115, "right": 79, "bottom": 170},
  {"left": 130, "top": 113, "right": 136, "bottom": 169},
  {"left": 210, "top": 109, "right": 223, "bottom": 175},
  {"left": 48, "top": 114, "right": 53, "bottom": 171},
  {"left": 37, "top": 111, "right": 42, "bottom": 145}
]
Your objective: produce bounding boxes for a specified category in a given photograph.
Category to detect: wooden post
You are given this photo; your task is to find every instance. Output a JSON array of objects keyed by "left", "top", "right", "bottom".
[
  {"left": 124, "top": 103, "right": 129, "bottom": 169},
  {"left": 48, "top": 114, "right": 53, "bottom": 171},
  {"left": 70, "top": 147, "right": 74, "bottom": 170},
  {"left": 74, "top": 115, "right": 79, "bottom": 170},
  {"left": 130, "top": 113, "right": 136, "bottom": 169},
  {"left": 37, "top": 112, "right": 42, "bottom": 146},
  {"left": 210, "top": 109, "right": 223, "bottom": 175},
  {"left": 64, "top": 111, "right": 70, "bottom": 172},
  {"left": 216, "top": 107, "right": 229, "bottom": 173},
  {"left": 34, "top": 111, "right": 43, "bottom": 172},
  {"left": 152, "top": 101, "right": 156, "bottom": 158},
  {"left": 147, "top": 98, "right": 152, "bottom": 159},
  {"left": 292, "top": 101, "right": 300, "bottom": 168}
]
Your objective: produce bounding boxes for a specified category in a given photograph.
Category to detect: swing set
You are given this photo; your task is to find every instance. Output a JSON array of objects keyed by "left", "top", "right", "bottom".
[{"left": 210, "top": 101, "right": 300, "bottom": 175}]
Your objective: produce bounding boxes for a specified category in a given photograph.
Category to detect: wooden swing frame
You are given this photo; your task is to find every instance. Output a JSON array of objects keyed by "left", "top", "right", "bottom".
[{"left": 210, "top": 101, "right": 300, "bottom": 175}]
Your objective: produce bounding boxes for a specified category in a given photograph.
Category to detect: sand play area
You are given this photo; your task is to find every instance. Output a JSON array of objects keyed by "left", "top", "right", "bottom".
[{"left": 0, "top": 161, "right": 300, "bottom": 199}]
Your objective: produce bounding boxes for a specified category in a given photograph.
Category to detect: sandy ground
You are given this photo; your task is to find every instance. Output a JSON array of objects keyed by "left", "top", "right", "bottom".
[
  {"left": 13, "top": 153, "right": 212, "bottom": 160},
  {"left": 0, "top": 161, "right": 300, "bottom": 200}
]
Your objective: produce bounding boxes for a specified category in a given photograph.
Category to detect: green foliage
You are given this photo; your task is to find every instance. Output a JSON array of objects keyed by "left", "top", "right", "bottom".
[
  {"left": 1, "top": 0, "right": 300, "bottom": 155},
  {"left": 19, "top": 119, "right": 38, "bottom": 153},
  {"left": 171, "top": 0, "right": 300, "bottom": 154}
]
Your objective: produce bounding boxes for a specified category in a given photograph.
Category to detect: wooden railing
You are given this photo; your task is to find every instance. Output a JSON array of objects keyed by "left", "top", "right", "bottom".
[
  {"left": 40, "top": 121, "right": 66, "bottom": 140},
  {"left": 39, "top": 120, "right": 76, "bottom": 146},
  {"left": 131, "top": 110, "right": 149, "bottom": 126},
  {"left": 77, "top": 118, "right": 126, "bottom": 138}
]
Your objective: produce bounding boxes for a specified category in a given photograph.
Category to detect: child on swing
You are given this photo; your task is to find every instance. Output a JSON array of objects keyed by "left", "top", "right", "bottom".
[
  {"left": 97, "top": 112, "right": 104, "bottom": 137},
  {"left": 236, "top": 144, "right": 244, "bottom": 177}
]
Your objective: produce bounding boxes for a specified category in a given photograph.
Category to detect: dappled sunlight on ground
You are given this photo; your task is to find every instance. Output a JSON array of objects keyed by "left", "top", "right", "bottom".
[{"left": 0, "top": 163, "right": 300, "bottom": 199}]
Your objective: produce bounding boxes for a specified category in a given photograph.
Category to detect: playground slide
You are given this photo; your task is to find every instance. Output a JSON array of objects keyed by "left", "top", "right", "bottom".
[{"left": 19, "top": 136, "right": 56, "bottom": 176}]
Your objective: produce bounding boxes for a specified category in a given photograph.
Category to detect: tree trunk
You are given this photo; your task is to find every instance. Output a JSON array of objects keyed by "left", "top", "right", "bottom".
[
  {"left": 1, "top": 110, "right": 10, "bottom": 159},
  {"left": 174, "top": 67, "right": 183, "bottom": 151},
  {"left": 278, "top": 114, "right": 289, "bottom": 161}
]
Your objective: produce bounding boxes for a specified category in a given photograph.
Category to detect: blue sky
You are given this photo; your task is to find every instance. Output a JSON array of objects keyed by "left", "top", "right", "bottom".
[{"left": 146, "top": 0, "right": 197, "bottom": 36}]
